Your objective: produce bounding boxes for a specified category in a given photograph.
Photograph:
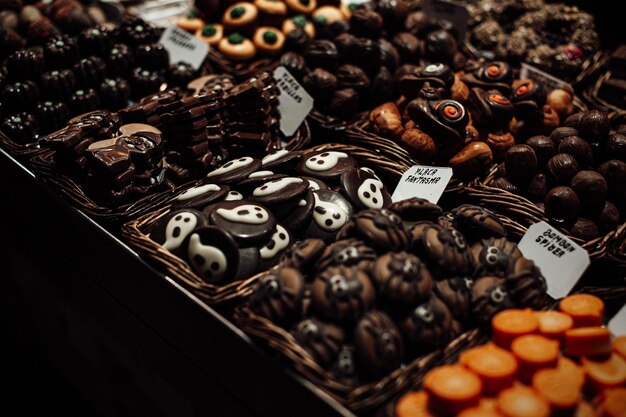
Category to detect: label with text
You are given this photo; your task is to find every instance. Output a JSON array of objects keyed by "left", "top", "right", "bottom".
[
  {"left": 518, "top": 222, "right": 590, "bottom": 299},
  {"left": 273, "top": 66, "right": 314, "bottom": 137},
  {"left": 609, "top": 304, "right": 626, "bottom": 336},
  {"left": 159, "top": 26, "right": 209, "bottom": 70},
  {"left": 391, "top": 165, "right": 453, "bottom": 204},
  {"left": 421, "top": 0, "right": 469, "bottom": 42},
  {"left": 520, "top": 63, "right": 570, "bottom": 91}
]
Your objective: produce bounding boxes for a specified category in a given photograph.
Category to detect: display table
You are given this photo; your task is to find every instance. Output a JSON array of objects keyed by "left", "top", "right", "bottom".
[{"left": 0, "top": 148, "right": 354, "bottom": 417}]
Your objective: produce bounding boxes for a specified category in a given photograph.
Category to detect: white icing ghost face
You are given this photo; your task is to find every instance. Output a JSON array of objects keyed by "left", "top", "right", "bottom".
[
  {"left": 225, "top": 191, "right": 243, "bottom": 201},
  {"left": 216, "top": 204, "right": 269, "bottom": 224},
  {"left": 305, "top": 152, "right": 348, "bottom": 172},
  {"left": 248, "top": 170, "right": 274, "bottom": 178},
  {"left": 187, "top": 233, "right": 228, "bottom": 283},
  {"left": 161, "top": 212, "right": 198, "bottom": 251},
  {"left": 360, "top": 167, "right": 381, "bottom": 182},
  {"left": 306, "top": 179, "right": 321, "bottom": 190},
  {"left": 253, "top": 177, "right": 304, "bottom": 197},
  {"left": 424, "top": 63, "right": 445, "bottom": 74},
  {"left": 358, "top": 178, "right": 385, "bottom": 209},
  {"left": 260, "top": 225, "right": 290, "bottom": 260},
  {"left": 262, "top": 149, "right": 289, "bottom": 166},
  {"left": 312, "top": 194, "right": 349, "bottom": 232},
  {"left": 207, "top": 157, "right": 254, "bottom": 177},
  {"left": 176, "top": 184, "right": 221, "bottom": 201}
]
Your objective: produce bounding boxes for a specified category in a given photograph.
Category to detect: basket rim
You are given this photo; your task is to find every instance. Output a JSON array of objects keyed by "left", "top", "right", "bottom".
[{"left": 0, "top": 131, "right": 51, "bottom": 159}]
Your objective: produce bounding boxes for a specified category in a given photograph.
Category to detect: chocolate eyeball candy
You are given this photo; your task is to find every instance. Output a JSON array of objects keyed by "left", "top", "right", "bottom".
[
  {"left": 354, "top": 311, "right": 404, "bottom": 380},
  {"left": 434, "top": 277, "right": 472, "bottom": 320},
  {"left": 400, "top": 295, "right": 453, "bottom": 351},
  {"left": 461, "top": 61, "right": 512, "bottom": 95},
  {"left": 544, "top": 186, "right": 580, "bottom": 226},
  {"left": 172, "top": 183, "right": 229, "bottom": 210},
  {"left": 181, "top": 226, "right": 240, "bottom": 284},
  {"left": 451, "top": 204, "right": 507, "bottom": 242},
  {"left": 506, "top": 257, "right": 547, "bottom": 309},
  {"left": 291, "top": 318, "right": 345, "bottom": 366},
  {"left": 348, "top": 208, "right": 411, "bottom": 251},
  {"left": 249, "top": 267, "right": 305, "bottom": 324},
  {"left": 340, "top": 167, "right": 392, "bottom": 210},
  {"left": 205, "top": 156, "right": 262, "bottom": 184},
  {"left": 467, "top": 88, "right": 514, "bottom": 130},
  {"left": 546, "top": 153, "right": 580, "bottom": 186},
  {"left": 305, "top": 190, "right": 353, "bottom": 241},
  {"left": 388, "top": 197, "right": 443, "bottom": 223},
  {"left": 311, "top": 265, "right": 376, "bottom": 323},
  {"left": 407, "top": 98, "right": 468, "bottom": 148},
  {"left": 296, "top": 150, "right": 358, "bottom": 180},
  {"left": 206, "top": 200, "right": 277, "bottom": 246},
  {"left": 317, "top": 238, "right": 377, "bottom": 272},
  {"left": 511, "top": 79, "right": 546, "bottom": 119},
  {"left": 373, "top": 252, "right": 433, "bottom": 305},
  {"left": 471, "top": 237, "right": 522, "bottom": 278},
  {"left": 149, "top": 209, "right": 207, "bottom": 256},
  {"left": 414, "top": 223, "right": 473, "bottom": 277},
  {"left": 470, "top": 276, "right": 515, "bottom": 324}
]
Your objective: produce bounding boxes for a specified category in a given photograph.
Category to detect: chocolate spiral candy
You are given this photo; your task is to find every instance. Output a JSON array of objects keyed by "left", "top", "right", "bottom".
[
  {"left": 461, "top": 61, "right": 512, "bottom": 95},
  {"left": 468, "top": 88, "right": 514, "bottom": 130},
  {"left": 407, "top": 98, "right": 468, "bottom": 146}
]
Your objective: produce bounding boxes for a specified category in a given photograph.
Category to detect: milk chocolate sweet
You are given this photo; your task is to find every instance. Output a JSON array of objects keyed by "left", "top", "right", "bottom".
[
  {"left": 506, "top": 257, "right": 547, "bottom": 309},
  {"left": 311, "top": 265, "right": 375, "bottom": 323},
  {"left": 172, "top": 183, "right": 229, "bottom": 210},
  {"left": 388, "top": 197, "right": 443, "bottom": 222},
  {"left": 205, "top": 199, "right": 277, "bottom": 247},
  {"left": 340, "top": 167, "right": 392, "bottom": 210},
  {"left": 354, "top": 310, "right": 404, "bottom": 380},
  {"left": 400, "top": 295, "right": 453, "bottom": 351},
  {"left": 471, "top": 237, "right": 523, "bottom": 278},
  {"left": 451, "top": 205, "right": 507, "bottom": 242},
  {"left": 249, "top": 266, "right": 305, "bottom": 324},
  {"left": 181, "top": 225, "right": 241, "bottom": 284},
  {"left": 434, "top": 278, "right": 471, "bottom": 320},
  {"left": 317, "top": 238, "right": 377, "bottom": 271},
  {"left": 471, "top": 276, "right": 514, "bottom": 324},
  {"left": 149, "top": 209, "right": 208, "bottom": 256},
  {"left": 347, "top": 208, "right": 410, "bottom": 251},
  {"left": 288, "top": 238, "right": 326, "bottom": 276},
  {"left": 373, "top": 251, "right": 433, "bottom": 305},
  {"left": 414, "top": 223, "right": 473, "bottom": 277},
  {"left": 291, "top": 318, "right": 344, "bottom": 366}
]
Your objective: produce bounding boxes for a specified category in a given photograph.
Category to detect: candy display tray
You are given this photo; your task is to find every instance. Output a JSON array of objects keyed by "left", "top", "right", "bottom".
[{"left": 0, "top": 147, "right": 357, "bottom": 417}]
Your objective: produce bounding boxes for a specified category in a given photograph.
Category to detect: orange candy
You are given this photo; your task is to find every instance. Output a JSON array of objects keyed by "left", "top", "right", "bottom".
[
  {"left": 534, "top": 310, "right": 574, "bottom": 339},
  {"left": 582, "top": 353, "right": 626, "bottom": 393},
  {"left": 458, "top": 406, "right": 505, "bottom": 417},
  {"left": 595, "top": 388, "right": 626, "bottom": 417},
  {"left": 492, "top": 309, "right": 539, "bottom": 348},
  {"left": 459, "top": 343, "right": 518, "bottom": 395},
  {"left": 532, "top": 367, "right": 582, "bottom": 410},
  {"left": 560, "top": 294, "right": 605, "bottom": 327},
  {"left": 423, "top": 365, "right": 482, "bottom": 415},
  {"left": 613, "top": 335, "right": 626, "bottom": 360},
  {"left": 511, "top": 335, "right": 560, "bottom": 382},
  {"left": 565, "top": 327, "right": 612, "bottom": 357},
  {"left": 395, "top": 391, "right": 435, "bottom": 417},
  {"left": 496, "top": 385, "right": 550, "bottom": 417}
]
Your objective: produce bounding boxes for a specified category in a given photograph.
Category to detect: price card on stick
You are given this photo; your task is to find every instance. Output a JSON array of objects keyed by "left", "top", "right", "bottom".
[
  {"left": 609, "top": 304, "right": 626, "bottom": 336},
  {"left": 391, "top": 165, "right": 453, "bottom": 204},
  {"left": 517, "top": 222, "right": 590, "bottom": 299},
  {"left": 159, "top": 27, "right": 209, "bottom": 70},
  {"left": 273, "top": 66, "right": 314, "bottom": 137}
]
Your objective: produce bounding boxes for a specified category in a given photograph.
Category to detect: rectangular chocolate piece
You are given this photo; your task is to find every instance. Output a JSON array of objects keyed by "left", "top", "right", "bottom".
[
  {"left": 86, "top": 143, "right": 132, "bottom": 176},
  {"left": 41, "top": 127, "right": 85, "bottom": 150},
  {"left": 227, "top": 131, "right": 271, "bottom": 147}
]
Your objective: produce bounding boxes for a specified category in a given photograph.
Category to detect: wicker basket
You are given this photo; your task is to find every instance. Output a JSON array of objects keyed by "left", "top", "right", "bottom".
[
  {"left": 121, "top": 142, "right": 405, "bottom": 305},
  {"left": 0, "top": 131, "right": 53, "bottom": 161},
  {"left": 205, "top": 50, "right": 280, "bottom": 82}
]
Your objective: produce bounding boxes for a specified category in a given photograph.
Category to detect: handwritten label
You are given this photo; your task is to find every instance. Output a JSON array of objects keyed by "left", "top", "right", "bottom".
[
  {"left": 422, "top": 0, "right": 469, "bottom": 42},
  {"left": 273, "top": 66, "right": 314, "bottom": 137},
  {"left": 518, "top": 222, "right": 590, "bottom": 299},
  {"left": 609, "top": 304, "right": 626, "bottom": 336},
  {"left": 520, "top": 63, "right": 570, "bottom": 91},
  {"left": 159, "top": 27, "right": 209, "bottom": 70},
  {"left": 391, "top": 165, "right": 453, "bottom": 204}
]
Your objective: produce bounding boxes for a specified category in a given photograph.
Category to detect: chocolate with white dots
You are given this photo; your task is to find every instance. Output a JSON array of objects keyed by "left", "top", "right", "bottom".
[
  {"left": 172, "top": 183, "right": 229, "bottom": 210},
  {"left": 180, "top": 225, "right": 239, "bottom": 284},
  {"left": 296, "top": 151, "right": 358, "bottom": 180},
  {"left": 340, "top": 167, "right": 392, "bottom": 210},
  {"left": 149, "top": 209, "right": 207, "bottom": 256},
  {"left": 204, "top": 156, "right": 262, "bottom": 184},
  {"left": 206, "top": 200, "right": 277, "bottom": 246}
]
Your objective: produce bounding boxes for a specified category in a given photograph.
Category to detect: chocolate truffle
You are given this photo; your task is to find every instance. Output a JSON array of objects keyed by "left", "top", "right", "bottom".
[
  {"left": 4, "top": 49, "right": 43, "bottom": 81},
  {"left": 284, "top": 27, "right": 310, "bottom": 53},
  {"left": 78, "top": 26, "right": 113, "bottom": 57},
  {"left": 569, "top": 218, "right": 599, "bottom": 241},
  {"left": 106, "top": 44, "right": 135, "bottom": 76},
  {"left": 329, "top": 88, "right": 359, "bottom": 117},
  {"left": 544, "top": 186, "right": 580, "bottom": 226},
  {"left": 549, "top": 126, "right": 579, "bottom": 146},
  {"left": 336, "top": 64, "right": 370, "bottom": 93},
  {"left": 391, "top": 32, "right": 419, "bottom": 63},
  {"left": 1, "top": 80, "right": 39, "bottom": 111},
  {"left": 378, "top": 38, "right": 400, "bottom": 70},
  {"left": 68, "top": 88, "right": 100, "bottom": 115},
  {"left": 304, "top": 39, "right": 338, "bottom": 70},
  {"left": 40, "top": 69, "right": 76, "bottom": 101},
  {"left": 571, "top": 170, "right": 608, "bottom": 214},
  {"left": 1, "top": 112, "right": 38, "bottom": 144},
  {"left": 34, "top": 101, "right": 69, "bottom": 133},
  {"left": 423, "top": 29, "right": 457, "bottom": 64},
  {"left": 311, "top": 265, "right": 375, "bottom": 323},
  {"left": 598, "top": 160, "right": 626, "bottom": 201},
  {"left": 546, "top": 153, "right": 580, "bottom": 186},
  {"left": 278, "top": 52, "right": 306, "bottom": 80},
  {"left": 505, "top": 257, "right": 547, "bottom": 309},
  {"left": 605, "top": 133, "right": 626, "bottom": 163},
  {"left": 527, "top": 173, "right": 548, "bottom": 201},
  {"left": 350, "top": 9, "right": 383, "bottom": 39},
  {"left": 373, "top": 251, "right": 432, "bottom": 305},
  {"left": 291, "top": 318, "right": 344, "bottom": 366},
  {"left": 563, "top": 112, "right": 583, "bottom": 129},
  {"left": 73, "top": 56, "right": 107, "bottom": 89},
  {"left": 136, "top": 43, "right": 170, "bottom": 71},
  {"left": 166, "top": 62, "right": 196, "bottom": 88},
  {"left": 354, "top": 310, "right": 404, "bottom": 379},
  {"left": 470, "top": 276, "right": 514, "bottom": 324},
  {"left": 400, "top": 295, "right": 453, "bottom": 351},
  {"left": 525, "top": 135, "right": 556, "bottom": 167},
  {"left": 558, "top": 136, "right": 593, "bottom": 169},
  {"left": 249, "top": 267, "right": 305, "bottom": 324},
  {"left": 504, "top": 144, "right": 537, "bottom": 183},
  {"left": 303, "top": 68, "right": 336, "bottom": 104},
  {"left": 451, "top": 204, "right": 507, "bottom": 241},
  {"left": 129, "top": 68, "right": 165, "bottom": 100},
  {"left": 99, "top": 77, "right": 131, "bottom": 111},
  {"left": 579, "top": 110, "right": 610, "bottom": 143},
  {"left": 597, "top": 201, "right": 620, "bottom": 234}
]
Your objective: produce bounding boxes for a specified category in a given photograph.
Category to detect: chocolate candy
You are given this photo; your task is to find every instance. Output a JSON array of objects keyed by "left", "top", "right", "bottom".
[
  {"left": 311, "top": 265, "right": 375, "bottom": 323},
  {"left": 451, "top": 204, "right": 507, "bottom": 242},
  {"left": 303, "top": 68, "right": 337, "bottom": 104},
  {"left": 414, "top": 223, "right": 473, "bottom": 277},
  {"left": 297, "top": 150, "right": 358, "bottom": 180},
  {"left": 434, "top": 278, "right": 471, "bottom": 320},
  {"left": 280, "top": 190, "right": 314, "bottom": 232},
  {"left": 251, "top": 177, "right": 308, "bottom": 205},
  {"left": 259, "top": 224, "right": 293, "bottom": 269},
  {"left": 343, "top": 208, "right": 410, "bottom": 251},
  {"left": 569, "top": 218, "right": 600, "bottom": 241},
  {"left": 511, "top": 79, "right": 546, "bottom": 119},
  {"left": 407, "top": 98, "right": 468, "bottom": 148},
  {"left": 578, "top": 110, "right": 611, "bottom": 143},
  {"left": 206, "top": 200, "right": 277, "bottom": 246},
  {"left": 504, "top": 144, "right": 537, "bottom": 183},
  {"left": 149, "top": 209, "right": 207, "bottom": 256},
  {"left": 305, "top": 190, "right": 353, "bottom": 241},
  {"left": 205, "top": 156, "right": 262, "bottom": 184},
  {"left": 261, "top": 149, "right": 302, "bottom": 172},
  {"left": 471, "top": 237, "right": 522, "bottom": 278},
  {"left": 329, "top": 88, "right": 359, "bottom": 117},
  {"left": 304, "top": 39, "right": 338, "bottom": 70},
  {"left": 598, "top": 160, "right": 626, "bottom": 201},
  {"left": 505, "top": 257, "right": 547, "bottom": 309},
  {"left": 387, "top": 197, "right": 443, "bottom": 222},
  {"left": 354, "top": 310, "right": 404, "bottom": 380},
  {"left": 181, "top": 225, "right": 240, "bottom": 284},
  {"left": 317, "top": 238, "right": 377, "bottom": 271},
  {"left": 340, "top": 167, "right": 392, "bottom": 210},
  {"left": 373, "top": 251, "right": 432, "bottom": 305},
  {"left": 467, "top": 88, "right": 514, "bottom": 130},
  {"left": 172, "top": 183, "right": 229, "bottom": 210},
  {"left": 558, "top": 136, "right": 593, "bottom": 169},
  {"left": 1, "top": 112, "right": 39, "bottom": 144},
  {"left": 525, "top": 135, "right": 556, "bottom": 167},
  {"left": 291, "top": 318, "right": 344, "bottom": 366},
  {"left": 249, "top": 266, "right": 305, "bottom": 324},
  {"left": 571, "top": 171, "right": 607, "bottom": 214},
  {"left": 400, "top": 295, "right": 453, "bottom": 351},
  {"left": 471, "top": 276, "right": 515, "bottom": 324},
  {"left": 544, "top": 186, "right": 580, "bottom": 226},
  {"left": 546, "top": 153, "right": 580, "bottom": 186},
  {"left": 287, "top": 238, "right": 326, "bottom": 277},
  {"left": 330, "top": 346, "right": 359, "bottom": 386},
  {"left": 461, "top": 61, "right": 512, "bottom": 95}
]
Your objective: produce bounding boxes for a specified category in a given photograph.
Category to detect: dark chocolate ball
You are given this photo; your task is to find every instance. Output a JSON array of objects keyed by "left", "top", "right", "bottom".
[
  {"left": 597, "top": 201, "right": 620, "bottom": 234},
  {"left": 423, "top": 29, "right": 457, "bottom": 64},
  {"left": 570, "top": 170, "right": 607, "bottom": 214},
  {"left": 544, "top": 186, "right": 580, "bottom": 226},
  {"left": 378, "top": 38, "right": 400, "bottom": 71},
  {"left": 563, "top": 112, "right": 583, "bottom": 129},
  {"left": 549, "top": 126, "right": 579, "bottom": 146},
  {"left": 579, "top": 110, "right": 611, "bottom": 143},
  {"left": 598, "top": 160, "right": 626, "bottom": 201},
  {"left": 546, "top": 153, "right": 580, "bottom": 186},
  {"left": 604, "top": 133, "right": 626, "bottom": 163},
  {"left": 491, "top": 177, "right": 521, "bottom": 194},
  {"left": 329, "top": 88, "right": 359, "bottom": 117},
  {"left": 526, "top": 135, "right": 556, "bottom": 167},
  {"left": 284, "top": 28, "right": 310, "bottom": 53},
  {"left": 504, "top": 144, "right": 537, "bottom": 183},
  {"left": 558, "top": 136, "right": 593, "bottom": 168},
  {"left": 347, "top": 37, "right": 381, "bottom": 74},
  {"left": 303, "top": 68, "right": 337, "bottom": 104},
  {"left": 392, "top": 32, "right": 420, "bottom": 63},
  {"left": 350, "top": 9, "right": 384, "bottom": 39},
  {"left": 569, "top": 218, "right": 599, "bottom": 241},
  {"left": 369, "top": 66, "right": 395, "bottom": 105},
  {"left": 527, "top": 173, "right": 548, "bottom": 201},
  {"left": 279, "top": 52, "right": 306, "bottom": 81},
  {"left": 304, "top": 40, "right": 339, "bottom": 71},
  {"left": 336, "top": 64, "right": 370, "bottom": 93}
]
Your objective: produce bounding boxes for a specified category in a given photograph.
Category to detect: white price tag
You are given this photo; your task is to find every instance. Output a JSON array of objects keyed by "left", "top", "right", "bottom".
[
  {"left": 159, "top": 26, "right": 209, "bottom": 70},
  {"left": 273, "top": 66, "right": 314, "bottom": 137},
  {"left": 518, "top": 222, "right": 590, "bottom": 299},
  {"left": 520, "top": 63, "right": 570, "bottom": 91},
  {"left": 391, "top": 165, "right": 453, "bottom": 204},
  {"left": 609, "top": 304, "right": 626, "bottom": 336}
]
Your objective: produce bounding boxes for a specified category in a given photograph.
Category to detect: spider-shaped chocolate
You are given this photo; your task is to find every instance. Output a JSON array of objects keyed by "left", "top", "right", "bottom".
[
  {"left": 347, "top": 208, "right": 411, "bottom": 251},
  {"left": 317, "top": 238, "right": 377, "bottom": 272},
  {"left": 511, "top": 79, "right": 546, "bottom": 120},
  {"left": 285, "top": 238, "right": 326, "bottom": 278},
  {"left": 291, "top": 318, "right": 345, "bottom": 366},
  {"left": 471, "top": 237, "right": 522, "bottom": 278},
  {"left": 400, "top": 295, "right": 453, "bottom": 351},
  {"left": 330, "top": 345, "right": 359, "bottom": 387},
  {"left": 470, "top": 276, "right": 515, "bottom": 324},
  {"left": 388, "top": 197, "right": 443, "bottom": 223},
  {"left": 506, "top": 257, "right": 547, "bottom": 309},
  {"left": 415, "top": 223, "right": 474, "bottom": 277},
  {"left": 373, "top": 252, "right": 433, "bottom": 305},
  {"left": 468, "top": 88, "right": 514, "bottom": 130},
  {"left": 249, "top": 267, "right": 305, "bottom": 324},
  {"left": 406, "top": 98, "right": 468, "bottom": 147},
  {"left": 451, "top": 204, "right": 507, "bottom": 242},
  {"left": 434, "top": 277, "right": 471, "bottom": 320},
  {"left": 355, "top": 310, "right": 404, "bottom": 380},
  {"left": 461, "top": 61, "right": 513, "bottom": 95},
  {"left": 311, "top": 265, "right": 375, "bottom": 323}
]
